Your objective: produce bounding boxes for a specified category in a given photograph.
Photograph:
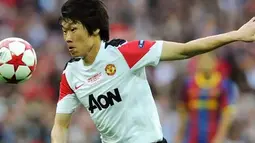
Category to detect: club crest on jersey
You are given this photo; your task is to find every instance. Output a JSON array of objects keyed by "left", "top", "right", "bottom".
[{"left": 105, "top": 64, "right": 116, "bottom": 76}]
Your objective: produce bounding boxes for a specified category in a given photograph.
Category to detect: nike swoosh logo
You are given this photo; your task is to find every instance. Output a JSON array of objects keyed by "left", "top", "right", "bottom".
[{"left": 75, "top": 83, "right": 85, "bottom": 90}]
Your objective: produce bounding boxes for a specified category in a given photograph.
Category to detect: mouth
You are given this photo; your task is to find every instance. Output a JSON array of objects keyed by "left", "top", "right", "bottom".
[
  {"left": 68, "top": 46, "right": 75, "bottom": 50},
  {"left": 68, "top": 46, "right": 76, "bottom": 52},
  {"left": 68, "top": 46, "right": 77, "bottom": 55}
]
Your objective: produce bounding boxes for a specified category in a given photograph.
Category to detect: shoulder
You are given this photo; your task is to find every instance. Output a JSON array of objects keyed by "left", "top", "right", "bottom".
[
  {"left": 221, "top": 78, "right": 234, "bottom": 87},
  {"left": 104, "top": 39, "right": 158, "bottom": 52},
  {"left": 117, "top": 40, "right": 158, "bottom": 54},
  {"left": 60, "top": 58, "right": 82, "bottom": 88},
  {"left": 61, "top": 57, "right": 82, "bottom": 82},
  {"left": 104, "top": 39, "right": 127, "bottom": 49},
  {"left": 184, "top": 76, "right": 194, "bottom": 85},
  {"left": 63, "top": 57, "right": 82, "bottom": 71}
]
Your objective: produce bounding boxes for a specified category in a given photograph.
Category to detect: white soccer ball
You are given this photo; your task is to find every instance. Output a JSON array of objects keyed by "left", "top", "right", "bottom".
[{"left": 0, "top": 37, "right": 37, "bottom": 84}]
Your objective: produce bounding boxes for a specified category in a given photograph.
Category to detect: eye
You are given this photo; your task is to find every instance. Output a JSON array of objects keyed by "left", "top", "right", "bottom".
[
  {"left": 62, "top": 30, "right": 67, "bottom": 34},
  {"left": 71, "top": 28, "right": 77, "bottom": 32}
]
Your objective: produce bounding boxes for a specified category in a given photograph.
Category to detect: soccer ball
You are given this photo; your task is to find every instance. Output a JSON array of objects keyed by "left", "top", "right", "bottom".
[{"left": 0, "top": 37, "right": 37, "bottom": 84}]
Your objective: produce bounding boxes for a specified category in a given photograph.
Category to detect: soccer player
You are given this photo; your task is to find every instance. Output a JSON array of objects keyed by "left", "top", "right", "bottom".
[
  {"left": 51, "top": 0, "right": 255, "bottom": 143},
  {"left": 176, "top": 53, "right": 237, "bottom": 143}
]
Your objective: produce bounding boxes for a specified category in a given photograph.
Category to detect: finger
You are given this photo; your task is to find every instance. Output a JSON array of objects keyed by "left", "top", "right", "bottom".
[{"left": 249, "top": 17, "right": 255, "bottom": 23}]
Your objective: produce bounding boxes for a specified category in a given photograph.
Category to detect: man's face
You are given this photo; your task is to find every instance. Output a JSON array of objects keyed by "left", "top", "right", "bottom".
[
  {"left": 196, "top": 54, "right": 217, "bottom": 77},
  {"left": 61, "top": 20, "right": 94, "bottom": 57}
]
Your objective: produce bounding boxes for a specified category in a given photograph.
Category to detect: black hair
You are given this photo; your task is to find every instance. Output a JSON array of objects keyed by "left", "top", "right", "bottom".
[{"left": 59, "top": 0, "right": 109, "bottom": 41}]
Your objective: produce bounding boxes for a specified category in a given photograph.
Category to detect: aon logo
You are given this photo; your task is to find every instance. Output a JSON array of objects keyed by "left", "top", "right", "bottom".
[{"left": 88, "top": 88, "right": 122, "bottom": 113}]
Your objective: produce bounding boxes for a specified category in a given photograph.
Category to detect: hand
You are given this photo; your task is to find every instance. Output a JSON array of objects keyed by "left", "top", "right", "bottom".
[{"left": 237, "top": 17, "right": 255, "bottom": 42}]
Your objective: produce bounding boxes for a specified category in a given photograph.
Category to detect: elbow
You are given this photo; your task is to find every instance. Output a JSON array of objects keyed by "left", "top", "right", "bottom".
[
  {"left": 175, "top": 44, "right": 196, "bottom": 60},
  {"left": 181, "top": 43, "right": 208, "bottom": 59},
  {"left": 180, "top": 54, "right": 193, "bottom": 60},
  {"left": 180, "top": 51, "right": 204, "bottom": 60},
  {"left": 176, "top": 52, "right": 195, "bottom": 60},
  {"left": 181, "top": 46, "right": 201, "bottom": 59}
]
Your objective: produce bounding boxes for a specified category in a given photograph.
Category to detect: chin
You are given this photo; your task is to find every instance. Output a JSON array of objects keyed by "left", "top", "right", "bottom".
[
  {"left": 70, "top": 53, "right": 80, "bottom": 58},
  {"left": 69, "top": 50, "right": 78, "bottom": 56}
]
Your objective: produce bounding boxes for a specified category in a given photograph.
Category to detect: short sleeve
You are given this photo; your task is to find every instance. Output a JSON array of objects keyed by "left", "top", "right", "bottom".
[
  {"left": 219, "top": 79, "right": 238, "bottom": 111},
  {"left": 118, "top": 40, "right": 163, "bottom": 71},
  {"left": 56, "top": 73, "right": 80, "bottom": 114}
]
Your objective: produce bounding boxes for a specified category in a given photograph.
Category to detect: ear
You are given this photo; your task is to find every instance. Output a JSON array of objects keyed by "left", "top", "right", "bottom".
[{"left": 93, "top": 29, "right": 100, "bottom": 35}]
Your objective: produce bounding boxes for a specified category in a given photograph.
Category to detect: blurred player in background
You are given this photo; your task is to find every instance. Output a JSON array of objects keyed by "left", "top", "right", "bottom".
[
  {"left": 51, "top": 0, "right": 255, "bottom": 143},
  {"left": 176, "top": 53, "right": 238, "bottom": 143}
]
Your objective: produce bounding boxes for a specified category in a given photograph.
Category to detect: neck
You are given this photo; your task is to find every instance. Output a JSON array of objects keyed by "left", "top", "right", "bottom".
[
  {"left": 204, "top": 73, "right": 212, "bottom": 80},
  {"left": 83, "top": 38, "right": 101, "bottom": 66},
  {"left": 199, "top": 71, "right": 212, "bottom": 80}
]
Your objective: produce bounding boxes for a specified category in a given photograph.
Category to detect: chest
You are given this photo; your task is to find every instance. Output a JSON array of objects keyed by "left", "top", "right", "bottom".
[
  {"left": 70, "top": 56, "right": 129, "bottom": 107},
  {"left": 186, "top": 87, "right": 223, "bottom": 110}
]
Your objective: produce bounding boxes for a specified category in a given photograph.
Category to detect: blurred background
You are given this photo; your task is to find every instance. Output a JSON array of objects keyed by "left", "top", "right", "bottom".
[{"left": 0, "top": 0, "right": 255, "bottom": 143}]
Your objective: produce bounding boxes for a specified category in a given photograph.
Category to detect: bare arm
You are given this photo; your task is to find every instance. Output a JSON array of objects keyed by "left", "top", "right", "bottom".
[
  {"left": 160, "top": 17, "right": 255, "bottom": 61},
  {"left": 161, "top": 31, "right": 238, "bottom": 60},
  {"left": 51, "top": 113, "right": 72, "bottom": 143}
]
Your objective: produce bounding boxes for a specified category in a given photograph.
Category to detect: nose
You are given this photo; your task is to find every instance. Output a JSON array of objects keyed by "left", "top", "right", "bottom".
[
  {"left": 65, "top": 33, "right": 73, "bottom": 43},
  {"left": 66, "top": 39, "right": 72, "bottom": 43}
]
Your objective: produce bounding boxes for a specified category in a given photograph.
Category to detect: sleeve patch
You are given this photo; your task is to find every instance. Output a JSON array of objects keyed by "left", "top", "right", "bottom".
[{"left": 118, "top": 40, "right": 156, "bottom": 68}]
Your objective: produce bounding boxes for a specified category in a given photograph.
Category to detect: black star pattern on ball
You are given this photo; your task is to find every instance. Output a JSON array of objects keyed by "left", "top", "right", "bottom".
[{"left": 4, "top": 76, "right": 22, "bottom": 84}]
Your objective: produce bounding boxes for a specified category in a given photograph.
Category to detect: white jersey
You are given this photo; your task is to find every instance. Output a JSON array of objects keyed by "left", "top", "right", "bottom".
[{"left": 57, "top": 39, "right": 164, "bottom": 143}]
